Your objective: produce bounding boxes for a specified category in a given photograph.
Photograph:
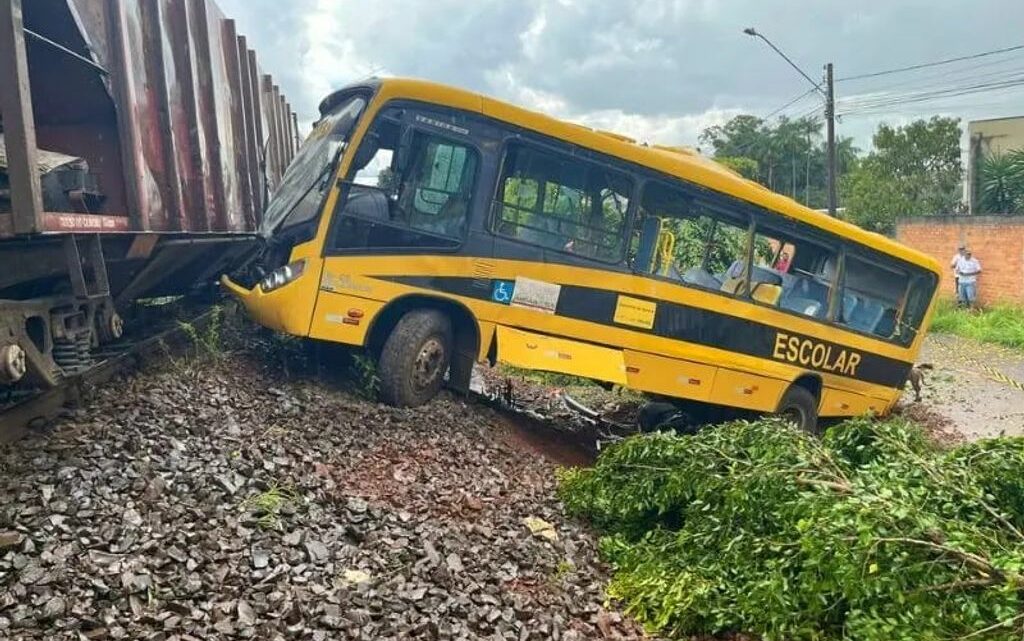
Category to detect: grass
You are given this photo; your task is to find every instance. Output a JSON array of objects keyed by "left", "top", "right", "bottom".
[
  {"left": 178, "top": 304, "right": 225, "bottom": 360},
  {"left": 240, "top": 483, "right": 300, "bottom": 530},
  {"left": 497, "top": 363, "right": 600, "bottom": 389},
  {"left": 929, "top": 299, "right": 1024, "bottom": 350},
  {"left": 349, "top": 352, "right": 381, "bottom": 400}
]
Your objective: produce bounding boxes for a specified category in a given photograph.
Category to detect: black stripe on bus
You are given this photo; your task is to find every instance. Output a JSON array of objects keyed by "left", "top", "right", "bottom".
[{"left": 377, "top": 275, "right": 912, "bottom": 389}]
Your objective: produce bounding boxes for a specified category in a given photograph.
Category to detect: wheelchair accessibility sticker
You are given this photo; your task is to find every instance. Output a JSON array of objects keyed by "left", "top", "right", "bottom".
[{"left": 491, "top": 280, "right": 515, "bottom": 304}]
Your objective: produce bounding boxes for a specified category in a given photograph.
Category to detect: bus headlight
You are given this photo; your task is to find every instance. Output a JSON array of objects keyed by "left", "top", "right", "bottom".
[{"left": 260, "top": 259, "right": 306, "bottom": 293}]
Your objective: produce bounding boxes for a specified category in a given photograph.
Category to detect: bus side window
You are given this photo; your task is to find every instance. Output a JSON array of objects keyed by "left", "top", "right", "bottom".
[
  {"left": 839, "top": 254, "right": 907, "bottom": 339},
  {"left": 747, "top": 213, "right": 840, "bottom": 318},
  {"left": 635, "top": 182, "right": 750, "bottom": 293},
  {"left": 494, "top": 145, "right": 631, "bottom": 262},
  {"left": 331, "top": 114, "right": 479, "bottom": 250},
  {"left": 403, "top": 140, "right": 477, "bottom": 237}
]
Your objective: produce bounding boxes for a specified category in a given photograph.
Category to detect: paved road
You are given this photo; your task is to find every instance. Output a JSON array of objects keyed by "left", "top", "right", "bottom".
[{"left": 907, "top": 333, "right": 1024, "bottom": 440}]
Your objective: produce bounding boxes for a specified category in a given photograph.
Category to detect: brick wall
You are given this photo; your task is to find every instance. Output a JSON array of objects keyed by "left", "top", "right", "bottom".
[{"left": 896, "top": 215, "right": 1024, "bottom": 305}]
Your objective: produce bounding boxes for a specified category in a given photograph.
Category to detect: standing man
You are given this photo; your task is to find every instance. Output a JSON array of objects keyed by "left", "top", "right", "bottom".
[
  {"left": 950, "top": 243, "right": 966, "bottom": 305},
  {"left": 956, "top": 248, "right": 982, "bottom": 309}
]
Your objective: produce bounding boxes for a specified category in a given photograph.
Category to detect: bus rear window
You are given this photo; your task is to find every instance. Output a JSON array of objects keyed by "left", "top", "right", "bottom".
[
  {"left": 494, "top": 145, "right": 631, "bottom": 262},
  {"left": 839, "top": 254, "right": 935, "bottom": 345}
]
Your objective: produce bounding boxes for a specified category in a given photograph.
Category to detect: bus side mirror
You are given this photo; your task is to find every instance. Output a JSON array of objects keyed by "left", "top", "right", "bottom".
[
  {"left": 395, "top": 127, "right": 414, "bottom": 173},
  {"left": 351, "top": 132, "right": 380, "bottom": 173}
]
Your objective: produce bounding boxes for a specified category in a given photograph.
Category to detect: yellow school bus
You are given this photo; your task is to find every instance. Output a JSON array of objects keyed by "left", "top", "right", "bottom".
[{"left": 223, "top": 78, "right": 941, "bottom": 432}]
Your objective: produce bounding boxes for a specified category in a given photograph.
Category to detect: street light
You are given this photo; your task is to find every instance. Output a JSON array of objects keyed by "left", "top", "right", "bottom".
[
  {"left": 743, "top": 27, "right": 838, "bottom": 216},
  {"left": 743, "top": 28, "right": 823, "bottom": 95}
]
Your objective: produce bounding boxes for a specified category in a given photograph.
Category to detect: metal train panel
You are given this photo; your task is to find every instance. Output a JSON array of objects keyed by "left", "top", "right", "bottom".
[{"left": 0, "top": 0, "right": 299, "bottom": 236}]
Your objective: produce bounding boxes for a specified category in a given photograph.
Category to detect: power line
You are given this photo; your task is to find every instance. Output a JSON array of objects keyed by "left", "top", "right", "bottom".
[
  {"left": 837, "top": 75, "right": 1024, "bottom": 114},
  {"left": 763, "top": 87, "right": 819, "bottom": 120},
  {"left": 789, "top": 103, "right": 826, "bottom": 122},
  {"left": 833, "top": 97, "right": 1024, "bottom": 119},
  {"left": 840, "top": 72, "right": 1024, "bottom": 105},
  {"left": 838, "top": 85, "right": 1024, "bottom": 118},
  {"left": 838, "top": 44, "right": 1024, "bottom": 82},
  {"left": 838, "top": 64, "right": 1024, "bottom": 109},
  {"left": 841, "top": 53, "right": 1024, "bottom": 96}
]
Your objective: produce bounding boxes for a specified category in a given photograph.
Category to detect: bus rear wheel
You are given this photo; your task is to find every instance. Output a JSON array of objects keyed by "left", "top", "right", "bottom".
[
  {"left": 378, "top": 309, "right": 453, "bottom": 407},
  {"left": 775, "top": 385, "right": 820, "bottom": 435}
]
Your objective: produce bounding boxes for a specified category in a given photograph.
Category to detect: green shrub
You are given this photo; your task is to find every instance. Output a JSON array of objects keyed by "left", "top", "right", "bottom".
[
  {"left": 349, "top": 352, "right": 380, "bottom": 400},
  {"left": 930, "top": 299, "right": 1024, "bottom": 350},
  {"left": 559, "top": 417, "right": 1024, "bottom": 640}
]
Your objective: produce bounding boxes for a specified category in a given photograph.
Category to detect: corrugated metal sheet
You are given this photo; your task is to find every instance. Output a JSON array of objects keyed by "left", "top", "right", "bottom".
[{"left": 1, "top": 0, "right": 299, "bottom": 235}]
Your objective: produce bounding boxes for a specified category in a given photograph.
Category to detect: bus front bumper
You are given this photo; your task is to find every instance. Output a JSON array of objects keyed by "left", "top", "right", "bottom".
[{"left": 220, "top": 274, "right": 315, "bottom": 337}]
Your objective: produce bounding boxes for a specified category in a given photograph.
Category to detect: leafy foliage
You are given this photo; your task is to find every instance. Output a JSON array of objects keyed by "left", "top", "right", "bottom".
[
  {"left": 842, "top": 117, "right": 963, "bottom": 233},
  {"left": 560, "top": 418, "right": 1024, "bottom": 640},
  {"left": 700, "top": 115, "right": 858, "bottom": 209},
  {"left": 240, "top": 483, "right": 300, "bottom": 530},
  {"left": 349, "top": 351, "right": 381, "bottom": 400},
  {"left": 714, "top": 156, "right": 760, "bottom": 180},
  {"left": 177, "top": 305, "right": 225, "bottom": 361},
  {"left": 977, "top": 149, "right": 1024, "bottom": 214},
  {"left": 840, "top": 156, "right": 916, "bottom": 233},
  {"left": 661, "top": 216, "right": 749, "bottom": 276}
]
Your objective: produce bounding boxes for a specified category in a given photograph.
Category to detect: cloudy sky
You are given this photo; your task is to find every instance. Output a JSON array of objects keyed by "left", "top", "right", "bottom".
[{"left": 219, "top": 0, "right": 1024, "bottom": 152}]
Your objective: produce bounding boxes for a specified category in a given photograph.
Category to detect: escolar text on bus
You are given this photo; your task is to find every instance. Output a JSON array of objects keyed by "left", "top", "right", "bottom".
[{"left": 772, "top": 332, "right": 862, "bottom": 377}]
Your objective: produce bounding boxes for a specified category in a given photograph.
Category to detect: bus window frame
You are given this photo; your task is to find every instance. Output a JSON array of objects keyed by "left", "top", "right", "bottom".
[
  {"left": 628, "top": 177, "right": 758, "bottom": 302},
  {"left": 488, "top": 136, "right": 638, "bottom": 267},
  {"left": 827, "top": 251, "right": 846, "bottom": 322},
  {"left": 324, "top": 106, "right": 486, "bottom": 257},
  {"left": 744, "top": 212, "right": 844, "bottom": 322},
  {"left": 835, "top": 244, "right": 936, "bottom": 347}
]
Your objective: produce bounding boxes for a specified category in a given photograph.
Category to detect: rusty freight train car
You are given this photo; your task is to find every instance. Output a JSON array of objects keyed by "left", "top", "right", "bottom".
[{"left": 0, "top": 0, "right": 299, "bottom": 389}]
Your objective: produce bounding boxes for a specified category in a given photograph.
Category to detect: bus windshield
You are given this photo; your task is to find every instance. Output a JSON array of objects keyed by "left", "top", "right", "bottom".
[{"left": 260, "top": 94, "right": 367, "bottom": 235}]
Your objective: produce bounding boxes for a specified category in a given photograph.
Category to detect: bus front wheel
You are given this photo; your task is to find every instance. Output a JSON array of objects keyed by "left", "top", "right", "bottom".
[
  {"left": 378, "top": 309, "right": 453, "bottom": 407},
  {"left": 775, "top": 385, "right": 820, "bottom": 435}
]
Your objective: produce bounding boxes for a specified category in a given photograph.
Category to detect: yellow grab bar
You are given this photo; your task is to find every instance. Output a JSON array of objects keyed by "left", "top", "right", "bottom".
[{"left": 656, "top": 228, "right": 676, "bottom": 276}]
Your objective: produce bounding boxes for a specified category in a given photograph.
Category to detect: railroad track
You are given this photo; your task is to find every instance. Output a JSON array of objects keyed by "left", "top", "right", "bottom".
[
  {"left": 467, "top": 370, "right": 637, "bottom": 461},
  {"left": 0, "top": 305, "right": 218, "bottom": 443},
  {"left": 1, "top": 306, "right": 630, "bottom": 459}
]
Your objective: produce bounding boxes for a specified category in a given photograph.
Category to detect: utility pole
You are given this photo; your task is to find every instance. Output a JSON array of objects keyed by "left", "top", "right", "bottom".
[
  {"left": 744, "top": 28, "right": 840, "bottom": 216},
  {"left": 825, "top": 63, "right": 838, "bottom": 216}
]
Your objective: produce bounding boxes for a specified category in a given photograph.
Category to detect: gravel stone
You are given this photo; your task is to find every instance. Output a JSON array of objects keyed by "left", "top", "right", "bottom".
[
  {"left": 0, "top": 531, "right": 24, "bottom": 549},
  {"left": 0, "top": 327, "right": 655, "bottom": 639},
  {"left": 304, "top": 539, "right": 329, "bottom": 564}
]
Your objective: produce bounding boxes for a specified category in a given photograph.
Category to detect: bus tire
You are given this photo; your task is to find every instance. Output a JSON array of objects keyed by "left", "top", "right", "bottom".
[
  {"left": 378, "top": 309, "right": 453, "bottom": 408},
  {"left": 775, "top": 385, "right": 820, "bottom": 435}
]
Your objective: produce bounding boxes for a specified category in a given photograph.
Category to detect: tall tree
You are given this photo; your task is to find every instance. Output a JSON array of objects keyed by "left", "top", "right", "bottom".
[
  {"left": 977, "top": 149, "right": 1024, "bottom": 214},
  {"left": 869, "top": 117, "right": 963, "bottom": 215},
  {"left": 715, "top": 156, "right": 759, "bottom": 180},
  {"left": 700, "top": 115, "right": 856, "bottom": 209},
  {"left": 843, "top": 116, "right": 963, "bottom": 233}
]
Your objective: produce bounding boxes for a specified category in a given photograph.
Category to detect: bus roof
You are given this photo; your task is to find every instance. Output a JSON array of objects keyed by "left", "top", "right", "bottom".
[{"left": 328, "top": 77, "right": 941, "bottom": 275}]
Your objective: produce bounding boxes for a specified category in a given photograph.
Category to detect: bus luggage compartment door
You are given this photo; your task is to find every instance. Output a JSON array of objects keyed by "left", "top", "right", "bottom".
[
  {"left": 621, "top": 350, "right": 717, "bottom": 402},
  {"left": 494, "top": 326, "right": 626, "bottom": 386}
]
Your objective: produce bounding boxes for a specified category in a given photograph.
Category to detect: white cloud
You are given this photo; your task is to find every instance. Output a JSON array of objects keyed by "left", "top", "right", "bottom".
[
  {"left": 573, "top": 107, "right": 743, "bottom": 149},
  {"left": 218, "top": 0, "right": 1024, "bottom": 150},
  {"left": 301, "top": 0, "right": 390, "bottom": 108},
  {"left": 484, "top": 64, "right": 740, "bottom": 149},
  {"left": 484, "top": 66, "right": 569, "bottom": 115},
  {"left": 519, "top": 9, "right": 547, "bottom": 61}
]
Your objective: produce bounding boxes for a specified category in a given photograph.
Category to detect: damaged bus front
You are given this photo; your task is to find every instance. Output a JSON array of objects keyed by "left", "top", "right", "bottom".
[{"left": 224, "top": 87, "right": 374, "bottom": 333}]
